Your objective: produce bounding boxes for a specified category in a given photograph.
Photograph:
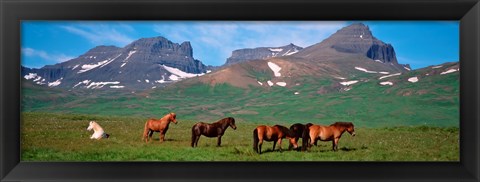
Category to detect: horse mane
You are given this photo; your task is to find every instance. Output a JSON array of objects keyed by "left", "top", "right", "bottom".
[
  {"left": 330, "top": 122, "right": 353, "bottom": 128},
  {"left": 215, "top": 117, "right": 234, "bottom": 128}
]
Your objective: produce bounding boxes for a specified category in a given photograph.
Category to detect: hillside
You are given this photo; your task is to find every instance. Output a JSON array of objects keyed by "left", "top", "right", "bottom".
[{"left": 21, "top": 23, "right": 459, "bottom": 127}]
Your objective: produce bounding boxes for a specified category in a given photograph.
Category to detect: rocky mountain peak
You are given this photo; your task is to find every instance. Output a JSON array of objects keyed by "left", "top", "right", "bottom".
[
  {"left": 225, "top": 43, "right": 303, "bottom": 65},
  {"left": 85, "top": 45, "right": 121, "bottom": 54},
  {"left": 296, "top": 23, "right": 402, "bottom": 68},
  {"left": 126, "top": 36, "right": 193, "bottom": 57},
  {"left": 22, "top": 36, "right": 211, "bottom": 90}
]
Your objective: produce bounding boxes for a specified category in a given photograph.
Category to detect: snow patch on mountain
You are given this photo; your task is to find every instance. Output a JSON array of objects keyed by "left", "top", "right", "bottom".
[
  {"left": 380, "top": 81, "right": 393, "bottom": 86},
  {"left": 379, "top": 73, "right": 401, "bottom": 80},
  {"left": 78, "top": 54, "right": 122, "bottom": 73},
  {"left": 162, "top": 65, "right": 205, "bottom": 81},
  {"left": 355, "top": 67, "right": 378, "bottom": 73},
  {"left": 408, "top": 77, "right": 418, "bottom": 83},
  {"left": 267, "top": 62, "right": 282, "bottom": 77},
  {"left": 276, "top": 82, "right": 287, "bottom": 87},
  {"left": 73, "top": 80, "right": 91, "bottom": 88},
  {"left": 267, "top": 80, "right": 274, "bottom": 86},
  {"left": 121, "top": 50, "right": 137, "bottom": 67},
  {"left": 24, "top": 73, "right": 38, "bottom": 80},
  {"left": 48, "top": 77, "right": 63, "bottom": 87},
  {"left": 282, "top": 48, "right": 299, "bottom": 56},
  {"left": 340, "top": 80, "right": 358, "bottom": 86},
  {"left": 86, "top": 81, "right": 120, "bottom": 89},
  {"left": 269, "top": 48, "right": 283, "bottom": 52},
  {"left": 440, "top": 69, "right": 459, "bottom": 75}
]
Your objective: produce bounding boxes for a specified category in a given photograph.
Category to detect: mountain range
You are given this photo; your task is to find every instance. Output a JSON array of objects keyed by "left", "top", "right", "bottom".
[
  {"left": 21, "top": 23, "right": 459, "bottom": 125},
  {"left": 23, "top": 23, "right": 433, "bottom": 91},
  {"left": 225, "top": 43, "right": 303, "bottom": 65},
  {"left": 22, "top": 36, "right": 214, "bottom": 89}
]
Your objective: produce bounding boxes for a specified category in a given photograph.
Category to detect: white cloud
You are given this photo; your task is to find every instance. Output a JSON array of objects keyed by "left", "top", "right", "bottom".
[
  {"left": 61, "top": 23, "right": 134, "bottom": 46},
  {"left": 22, "top": 47, "right": 74, "bottom": 64}
]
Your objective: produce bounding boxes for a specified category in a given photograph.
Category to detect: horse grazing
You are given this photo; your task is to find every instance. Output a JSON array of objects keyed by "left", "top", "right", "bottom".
[
  {"left": 142, "top": 113, "right": 178, "bottom": 142},
  {"left": 253, "top": 125, "right": 296, "bottom": 154},
  {"left": 302, "top": 122, "right": 355, "bottom": 151},
  {"left": 288, "top": 123, "right": 313, "bottom": 150},
  {"left": 191, "top": 117, "right": 237, "bottom": 147},
  {"left": 86, "top": 121, "right": 110, "bottom": 140}
]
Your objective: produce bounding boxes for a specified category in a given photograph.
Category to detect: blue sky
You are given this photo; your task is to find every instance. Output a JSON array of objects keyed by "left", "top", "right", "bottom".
[{"left": 21, "top": 21, "right": 459, "bottom": 69}]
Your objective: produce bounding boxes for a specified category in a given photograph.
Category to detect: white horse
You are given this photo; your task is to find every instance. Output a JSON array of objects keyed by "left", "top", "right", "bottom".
[{"left": 86, "top": 121, "right": 110, "bottom": 140}]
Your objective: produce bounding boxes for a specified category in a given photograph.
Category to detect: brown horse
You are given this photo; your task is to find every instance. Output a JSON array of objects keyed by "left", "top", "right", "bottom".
[
  {"left": 302, "top": 122, "right": 355, "bottom": 151},
  {"left": 142, "top": 113, "right": 178, "bottom": 142},
  {"left": 191, "top": 117, "right": 237, "bottom": 147},
  {"left": 288, "top": 123, "right": 313, "bottom": 150},
  {"left": 253, "top": 125, "right": 296, "bottom": 154}
]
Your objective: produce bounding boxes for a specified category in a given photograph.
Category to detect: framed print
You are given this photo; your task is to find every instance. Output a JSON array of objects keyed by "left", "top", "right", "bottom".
[{"left": 1, "top": 0, "right": 479, "bottom": 181}]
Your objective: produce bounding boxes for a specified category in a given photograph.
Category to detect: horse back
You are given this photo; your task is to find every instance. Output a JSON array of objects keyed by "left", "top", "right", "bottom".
[
  {"left": 146, "top": 118, "right": 167, "bottom": 131},
  {"left": 193, "top": 122, "right": 219, "bottom": 137}
]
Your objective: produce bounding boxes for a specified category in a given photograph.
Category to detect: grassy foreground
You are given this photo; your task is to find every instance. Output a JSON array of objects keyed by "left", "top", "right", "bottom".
[{"left": 21, "top": 112, "right": 459, "bottom": 161}]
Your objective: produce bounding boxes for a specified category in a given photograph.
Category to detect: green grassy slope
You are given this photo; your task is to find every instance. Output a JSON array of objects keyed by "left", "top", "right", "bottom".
[
  {"left": 22, "top": 69, "right": 459, "bottom": 128},
  {"left": 21, "top": 112, "right": 459, "bottom": 161}
]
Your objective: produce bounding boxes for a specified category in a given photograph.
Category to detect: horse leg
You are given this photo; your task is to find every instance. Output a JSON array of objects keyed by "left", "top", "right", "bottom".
[
  {"left": 333, "top": 138, "right": 339, "bottom": 151},
  {"left": 148, "top": 130, "right": 154, "bottom": 141},
  {"left": 195, "top": 136, "right": 200, "bottom": 147},
  {"left": 294, "top": 137, "right": 300, "bottom": 150},
  {"left": 258, "top": 139, "right": 263, "bottom": 154},
  {"left": 309, "top": 133, "right": 317, "bottom": 148},
  {"left": 272, "top": 141, "right": 277, "bottom": 151},
  {"left": 277, "top": 139, "right": 283, "bottom": 152},
  {"left": 217, "top": 136, "right": 222, "bottom": 147},
  {"left": 289, "top": 137, "right": 298, "bottom": 150},
  {"left": 159, "top": 130, "right": 165, "bottom": 142}
]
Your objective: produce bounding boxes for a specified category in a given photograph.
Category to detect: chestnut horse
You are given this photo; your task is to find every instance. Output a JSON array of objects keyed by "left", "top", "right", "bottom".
[
  {"left": 302, "top": 122, "right": 355, "bottom": 151},
  {"left": 142, "top": 113, "right": 178, "bottom": 142},
  {"left": 253, "top": 125, "right": 296, "bottom": 154},
  {"left": 288, "top": 123, "right": 313, "bottom": 150},
  {"left": 191, "top": 117, "right": 237, "bottom": 147}
]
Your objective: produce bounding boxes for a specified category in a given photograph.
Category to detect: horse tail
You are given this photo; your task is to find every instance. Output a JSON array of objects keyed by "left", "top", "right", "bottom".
[
  {"left": 253, "top": 128, "right": 259, "bottom": 153},
  {"left": 142, "top": 120, "right": 149, "bottom": 142},
  {"left": 191, "top": 125, "right": 197, "bottom": 147},
  {"left": 302, "top": 124, "right": 311, "bottom": 151}
]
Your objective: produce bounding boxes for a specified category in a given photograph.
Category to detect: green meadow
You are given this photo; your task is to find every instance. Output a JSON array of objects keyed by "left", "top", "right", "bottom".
[{"left": 21, "top": 112, "right": 459, "bottom": 161}]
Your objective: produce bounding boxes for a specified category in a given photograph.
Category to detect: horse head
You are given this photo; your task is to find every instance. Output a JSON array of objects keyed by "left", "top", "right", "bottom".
[
  {"left": 345, "top": 122, "right": 356, "bottom": 136},
  {"left": 228, "top": 117, "right": 237, "bottom": 130},
  {"left": 169, "top": 113, "right": 178, "bottom": 124},
  {"left": 87, "top": 121, "right": 95, "bottom": 131}
]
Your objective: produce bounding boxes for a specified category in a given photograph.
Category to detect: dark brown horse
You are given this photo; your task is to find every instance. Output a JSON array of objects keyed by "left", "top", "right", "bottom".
[
  {"left": 288, "top": 123, "right": 313, "bottom": 150},
  {"left": 253, "top": 125, "right": 296, "bottom": 154},
  {"left": 142, "top": 113, "right": 177, "bottom": 142},
  {"left": 191, "top": 117, "right": 237, "bottom": 147},
  {"left": 302, "top": 122, "right": 355, "bottom": 151}
]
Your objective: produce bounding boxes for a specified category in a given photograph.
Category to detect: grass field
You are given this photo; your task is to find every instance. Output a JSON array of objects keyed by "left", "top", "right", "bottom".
[{"left": 21, "top": 112, "right": 459, "bottom": 161}]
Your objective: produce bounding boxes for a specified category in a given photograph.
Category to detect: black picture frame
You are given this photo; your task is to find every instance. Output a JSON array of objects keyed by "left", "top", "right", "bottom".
[{"left": 1, "top": 0, "right": 479, "bottom": 181}]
